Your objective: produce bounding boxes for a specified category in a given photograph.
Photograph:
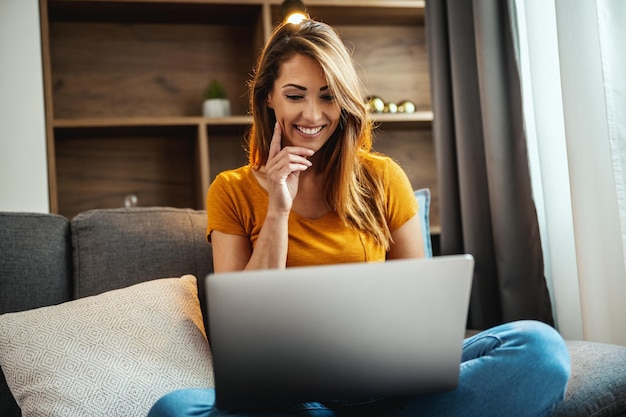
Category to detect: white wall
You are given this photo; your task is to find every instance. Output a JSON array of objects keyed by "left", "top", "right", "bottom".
[{"left": 0, "top": 0, "right": 49, "bottom": 213}]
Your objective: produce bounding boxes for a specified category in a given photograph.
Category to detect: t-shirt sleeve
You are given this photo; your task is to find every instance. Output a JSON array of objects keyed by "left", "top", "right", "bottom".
[
  {"left": 205, "top": 172, "right": 247, "bottom": 242},
  {"left": 385, "top": 158, "right": 419, "bottom": 232}
]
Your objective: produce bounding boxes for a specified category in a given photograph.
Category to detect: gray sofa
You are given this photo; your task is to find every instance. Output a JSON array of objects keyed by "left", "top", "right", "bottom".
[{"left": 1, "top": 208, "right": 625, "bottom": 416}]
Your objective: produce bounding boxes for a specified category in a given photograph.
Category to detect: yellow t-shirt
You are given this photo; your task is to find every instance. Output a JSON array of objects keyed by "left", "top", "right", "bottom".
[{"left": 206, "top": 153, "right": 418, "bottom": 267}]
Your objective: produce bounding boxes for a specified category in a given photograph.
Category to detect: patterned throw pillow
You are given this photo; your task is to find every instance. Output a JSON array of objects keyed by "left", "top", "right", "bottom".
[{"left": 0, "top": 275, "right": 214, "bottom": 417}]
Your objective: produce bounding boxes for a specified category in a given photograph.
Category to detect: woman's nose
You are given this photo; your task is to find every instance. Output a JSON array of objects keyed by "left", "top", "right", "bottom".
[{"left": 302, "top": 99, "right": 322, "bottom": 122}]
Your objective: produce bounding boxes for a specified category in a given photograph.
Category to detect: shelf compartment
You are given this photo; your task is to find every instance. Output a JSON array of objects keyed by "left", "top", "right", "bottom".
[
  {"left": 268, "top": 1, "right": 430, "bottom": 113},
  {"left": 54, "top": 124, "right": 201, "bottom": 219},
  {"left": 342, "top": 24, "right": 430, "bottom": 111},
  {"left": 47, "top": 1, "right": 263, "bottom": 119},
  {"left": 205, "top": 124, "right": 251, "bottom": 183}
]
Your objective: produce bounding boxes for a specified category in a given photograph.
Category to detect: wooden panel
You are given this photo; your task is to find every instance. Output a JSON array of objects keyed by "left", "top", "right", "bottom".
[
  {"left": 48, "top": 1, "right": 262, "bottom": 25},
  {"left": 40, "top": 0, "right": 59, "bottom": 212},
  {"left": 49, "top": 22, "right": 256, "bottom": 118},
  {"left": 270, "top": 4, "right": 425, "bottom": 27},
  {"left": 196, "top": 123, "right": 210, "bottom": 209},
  {"left": 55, "top": 125, "right": 198, "bottom": 219},
  {"left": 340, "top": 24, "right": 430, "bottom": 110},
  {"left": 206, "top": 125, "right": 251, "bottom": 181}
]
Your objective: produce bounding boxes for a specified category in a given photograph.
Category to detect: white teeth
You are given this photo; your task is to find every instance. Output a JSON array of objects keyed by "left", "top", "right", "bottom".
[{"left": 297, "top": 126, "right": 323, "bottom": 135}]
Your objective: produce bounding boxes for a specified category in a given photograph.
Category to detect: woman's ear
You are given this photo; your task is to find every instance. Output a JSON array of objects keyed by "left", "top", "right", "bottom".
[{"left": 266, "top": 93, "right": 274, "bottom": 109}]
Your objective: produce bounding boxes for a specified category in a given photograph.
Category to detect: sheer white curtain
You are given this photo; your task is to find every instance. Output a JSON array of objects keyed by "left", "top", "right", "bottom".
[
  {"left": 513, "top": 0, "right": 626, "bottom": 345},
  {"left": 596, "top": 1, "right": 626, "bottom": 265}
]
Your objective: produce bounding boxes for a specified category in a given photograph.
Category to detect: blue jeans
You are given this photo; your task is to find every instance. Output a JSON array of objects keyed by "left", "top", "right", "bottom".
[{"left": 148, "top": 320, "right": 570, "bottom": 417}]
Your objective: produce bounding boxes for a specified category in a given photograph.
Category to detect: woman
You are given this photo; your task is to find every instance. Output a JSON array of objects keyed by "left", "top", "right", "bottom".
[{"left": 149, "top": 19, "right": 570, "bottom": 417}]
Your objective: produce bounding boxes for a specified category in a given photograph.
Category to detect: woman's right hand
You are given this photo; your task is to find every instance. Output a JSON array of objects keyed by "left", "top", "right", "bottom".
[{"left": 264, "top": 122, "right": 315, "bottom": 213}]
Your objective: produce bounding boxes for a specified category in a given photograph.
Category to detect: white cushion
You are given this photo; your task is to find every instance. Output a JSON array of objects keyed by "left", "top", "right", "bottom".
[{"left": 0, "top": 275, "right": 214, "bottom": 417}]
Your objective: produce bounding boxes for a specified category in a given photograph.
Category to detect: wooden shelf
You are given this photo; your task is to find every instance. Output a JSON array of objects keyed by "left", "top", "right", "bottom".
[
  {"left": 52, "top": 112, "right": 431, "bottom": 129},
  {"left": 371, "top": 111, "right": 433, "bottom": 129},
  {"left": 41, "top": 0, "right": 438, "bottom": 229},
  {"left": 52, "top": 115, "right": 254, "bottom": 128}
]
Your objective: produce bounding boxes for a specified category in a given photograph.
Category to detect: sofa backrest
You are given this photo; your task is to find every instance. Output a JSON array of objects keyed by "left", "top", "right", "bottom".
[
  {"left": 0, "top": 212, "right": 73, "bottom": 417},
  {"left": 71, "top": 207, "right": 214, "bottom": 298},
  {"left": 0, "top": 207, "right": 214, "bottom": 417}
]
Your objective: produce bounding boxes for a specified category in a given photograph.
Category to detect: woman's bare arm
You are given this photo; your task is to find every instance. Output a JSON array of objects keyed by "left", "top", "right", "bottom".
[
  {"left": 386, "top": 214, "right": 425, "bottom": 260},
  {"left": 211, "top": 210, "right": 289, "bottom": 272}
]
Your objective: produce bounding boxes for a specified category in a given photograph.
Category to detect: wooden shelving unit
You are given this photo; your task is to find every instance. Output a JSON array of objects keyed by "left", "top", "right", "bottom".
[{"left": 40, "top": 0, "right": 437, "bottom": 230}]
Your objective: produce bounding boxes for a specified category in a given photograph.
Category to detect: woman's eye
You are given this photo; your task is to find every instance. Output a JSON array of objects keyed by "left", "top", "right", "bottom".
[
  {"left": 286, "top": 94, "right": 303, "bottom": 101},
  {"left": 321, "top": 94, "right": 335, "bottom": 103}
]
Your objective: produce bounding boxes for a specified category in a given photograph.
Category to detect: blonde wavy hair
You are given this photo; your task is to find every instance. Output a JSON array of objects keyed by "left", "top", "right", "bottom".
[{"left": 247, "top": 20, "right": 392, "bottom": 250}]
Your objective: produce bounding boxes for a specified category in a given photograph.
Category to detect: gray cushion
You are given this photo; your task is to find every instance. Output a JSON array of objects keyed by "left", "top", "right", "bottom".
[
  {"left": 71, "top": 207, "right": 214, "bottom": 318},
  {"left": 0, "top": 212, "right": 73, "bottom": 417},
  {"left": 550, "top": 340, "right": 626, "bottom": 417}
]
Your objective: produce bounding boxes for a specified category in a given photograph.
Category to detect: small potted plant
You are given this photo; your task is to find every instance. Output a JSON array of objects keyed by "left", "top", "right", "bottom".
[{"left": 202, "top": 79, "right": 231, "bottom": 117}]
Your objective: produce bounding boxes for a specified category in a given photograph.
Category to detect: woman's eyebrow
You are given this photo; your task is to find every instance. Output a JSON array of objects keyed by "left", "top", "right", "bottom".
[
  {"left": 281, "top": 84, "right": 329, "bottom": 92},
  {"left": 282, "top": 83, "right": 306, "bottom": 90}
]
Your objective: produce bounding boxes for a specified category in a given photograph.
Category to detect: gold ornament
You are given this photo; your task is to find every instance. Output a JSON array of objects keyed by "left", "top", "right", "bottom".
[
  {"left": 384, "top": 102, "right": 398, "bottom": 113},
  {"left": 397, "top": 100, "right": 416, "bottom": 113},
  {"left": 366, "top": 96, "right": 385, "bottom": 113}
]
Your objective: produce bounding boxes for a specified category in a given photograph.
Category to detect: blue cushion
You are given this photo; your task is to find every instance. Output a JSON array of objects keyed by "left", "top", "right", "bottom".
[{"left": 414, "top": 188, "right": 433, "bottom": 258}]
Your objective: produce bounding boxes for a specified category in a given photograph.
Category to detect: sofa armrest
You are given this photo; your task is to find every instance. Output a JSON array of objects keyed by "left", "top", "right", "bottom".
[
  {"left": 0, "top": 212, "right": 72, "bottom": 313},
  {"left": 0, "top": 212, "right": 73, "bottom": 417}
]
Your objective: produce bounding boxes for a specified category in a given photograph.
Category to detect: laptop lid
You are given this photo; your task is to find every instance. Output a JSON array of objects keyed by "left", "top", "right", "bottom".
[{"left": 205, "top": 254, "right": 474, "bottom": 410}]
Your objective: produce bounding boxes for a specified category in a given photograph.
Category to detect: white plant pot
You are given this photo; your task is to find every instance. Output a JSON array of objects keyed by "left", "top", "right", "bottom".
[{"left": 203, "top": 99, "right": 231, "bottom": 117}]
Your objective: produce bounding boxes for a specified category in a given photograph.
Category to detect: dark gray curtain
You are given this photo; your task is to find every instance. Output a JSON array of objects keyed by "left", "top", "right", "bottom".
[{"left": 425, "top": 0, "right": 554, "bottom": 329}]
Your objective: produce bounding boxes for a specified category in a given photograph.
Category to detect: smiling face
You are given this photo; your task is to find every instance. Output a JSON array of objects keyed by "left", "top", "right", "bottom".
[{"left": 266, "top": 53, "right": 342, "bottom": 152}]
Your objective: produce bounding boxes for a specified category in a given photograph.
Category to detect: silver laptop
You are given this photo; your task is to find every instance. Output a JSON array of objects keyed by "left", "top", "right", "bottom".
[{"left": 205, "top": 255, "right": 474, "bottom": 410}]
